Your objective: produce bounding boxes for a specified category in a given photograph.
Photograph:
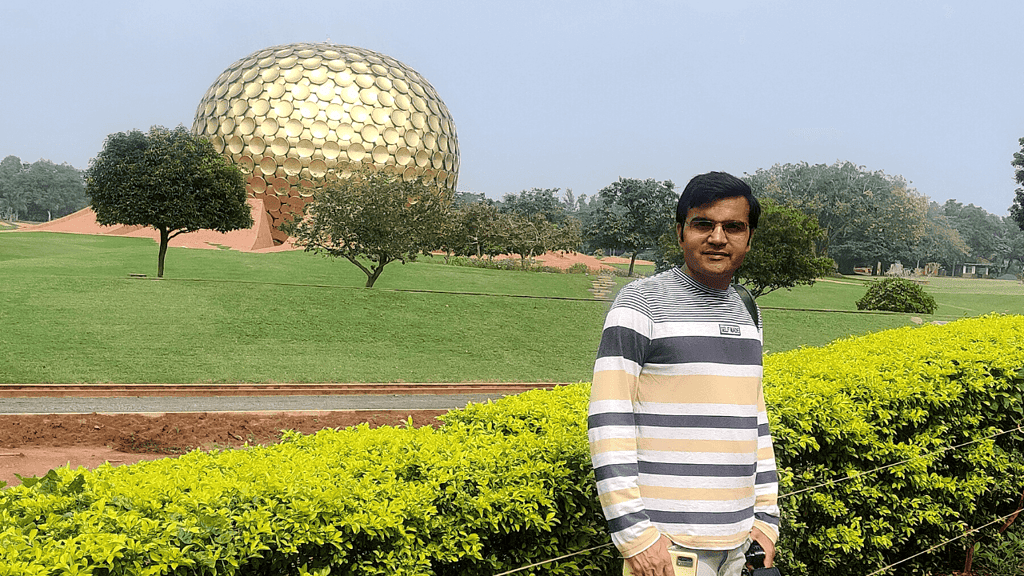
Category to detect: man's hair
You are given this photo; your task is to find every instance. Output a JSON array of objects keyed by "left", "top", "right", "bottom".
[{"left": 675, "top": 171, "right": 760, "bottom": 230}]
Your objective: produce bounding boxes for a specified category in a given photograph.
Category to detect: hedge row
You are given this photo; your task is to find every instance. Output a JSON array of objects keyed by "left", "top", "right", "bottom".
[
  {"left": 767, "top": 313, "right": 1024, "bottom": 573},
  {"left": 0, "top": 385, "right": 613, "bottom": 576},
  {"left": 1, "top": 314, "right": 1022, "bottom": 575}
]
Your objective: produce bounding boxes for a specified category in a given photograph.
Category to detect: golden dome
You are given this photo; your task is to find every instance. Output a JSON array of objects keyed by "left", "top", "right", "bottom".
[{"left": 193, "top": 42, "right": 459, "bottom": 242}]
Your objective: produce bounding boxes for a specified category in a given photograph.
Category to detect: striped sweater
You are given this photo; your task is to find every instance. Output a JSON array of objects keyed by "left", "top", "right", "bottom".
[{"left": 588, "top": 267, "right": 780, "bottom": 558}]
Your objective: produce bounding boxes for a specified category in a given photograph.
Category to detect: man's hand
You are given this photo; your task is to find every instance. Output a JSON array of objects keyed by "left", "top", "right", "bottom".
[
  {"left": 749, "top": 527, "right": 776, "bottom": 568},
  {"left": 625, "top": 535, "right": 674, "bottom": 576}
]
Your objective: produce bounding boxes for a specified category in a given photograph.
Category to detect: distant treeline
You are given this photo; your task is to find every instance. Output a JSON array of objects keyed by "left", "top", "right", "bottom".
[
  {"left": 0, "top": 155, "right": 88, "bottom": 222},
  {"left": 463, "top": 161, "right": 1024, "bottom": 277}
]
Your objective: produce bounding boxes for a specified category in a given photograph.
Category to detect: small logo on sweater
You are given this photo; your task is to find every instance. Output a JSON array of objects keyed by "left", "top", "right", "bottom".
[{"left": 719, "top": 324, "right": 742, "bottom": 336}]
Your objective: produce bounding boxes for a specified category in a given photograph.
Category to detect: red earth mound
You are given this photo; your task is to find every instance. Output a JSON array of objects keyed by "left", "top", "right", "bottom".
[
  {"left": 15, "top": 200, "right": 292, "bottom": 252},
  {"left": 0, "top": 410, "right": 446, "bottom": 487}
]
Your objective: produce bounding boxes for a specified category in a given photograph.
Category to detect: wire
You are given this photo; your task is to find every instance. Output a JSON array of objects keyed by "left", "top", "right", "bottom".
[
  {"left": 490, "top": 423, "right": 1023, "bottom": 576},
  {"left": 491, "top": 543, "right": 613, "bottom": 576},
  {"left": 862, "top": 507, "right": 1024, "bottom": 576},
  {"left": 780, "top": 423, "right": 1024, "bottom": 500},
  {"left": 129, "top": 275, "right": 613, "bottom": 302}
]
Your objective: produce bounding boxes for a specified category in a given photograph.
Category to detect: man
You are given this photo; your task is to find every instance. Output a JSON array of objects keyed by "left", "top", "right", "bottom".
[{"left": 588, "top": 171, "right": 780, "bottom": 576}]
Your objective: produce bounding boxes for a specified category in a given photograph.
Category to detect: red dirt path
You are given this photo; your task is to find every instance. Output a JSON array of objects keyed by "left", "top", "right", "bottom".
[{"left": 0, "top": 410, "right": 446, "bottom": 487}]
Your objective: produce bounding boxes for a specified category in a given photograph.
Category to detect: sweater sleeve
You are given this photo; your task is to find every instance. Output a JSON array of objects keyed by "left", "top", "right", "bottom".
[
  {"left": 752, "top": 380, "right": 781, "bottom": 543},
  {"left": 587, "top": 287, "right": 660, "bottom": 558}
]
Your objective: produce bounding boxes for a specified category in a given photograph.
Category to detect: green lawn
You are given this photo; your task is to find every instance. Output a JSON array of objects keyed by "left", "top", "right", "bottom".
[
  {"left": 0, "top": 232, "right": 605, "bottom": 383},
  {"left": 757, "top": 276, "right": 1024, "bottom": 318},
  {"left": 1, "top": 231, "right": 1020, "bottom": 383},
  {"left": 604, "top": 262, "right": 656, "bottom": 276}
]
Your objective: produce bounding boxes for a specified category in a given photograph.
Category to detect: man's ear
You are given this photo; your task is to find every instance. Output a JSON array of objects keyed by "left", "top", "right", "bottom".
[{"left": 676, "top": 222, "right": 684, "bottom": 248}]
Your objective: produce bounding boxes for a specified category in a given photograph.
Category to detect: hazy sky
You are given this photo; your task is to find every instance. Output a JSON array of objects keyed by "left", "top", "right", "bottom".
[{"left": 3, "top": 1, "right": 1022, "bottom": 215}]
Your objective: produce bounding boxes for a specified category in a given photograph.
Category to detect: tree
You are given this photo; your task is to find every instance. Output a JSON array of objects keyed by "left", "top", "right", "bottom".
[
  {"left": 284, "top": 170, "right": 452, "bottom": 287},
  {"left": 85, "top": 126, "right": 252, "bottom": 277},
  {"left": 498, "top": 187, "right": 568, "bottom": 224},
  {"left": 914, "top": 201, "right": 969, "bottom": 272},
  {"left": 745, "top": 161, "right": 928, "bottom": 273},
  {"left": 447, "top": 200, "right": 501, "bottom": 259},
  {"left": 942, "top": 200, "right": 1009, "bottom": 268},
  {"left": 655, "top": 199, "right": 834, "bottom": 297},
  {"left": 0, "top": 155, "right": 26, "bottom": 221},
  {"left": 588, "top": 177, "right": 677, "bottom": 275},
  {"left": 1009, "top": 137, "right": 1024, "bottom": 231},
  {"left": 0, "top": 156, "right": 88, "bottom": 222}
]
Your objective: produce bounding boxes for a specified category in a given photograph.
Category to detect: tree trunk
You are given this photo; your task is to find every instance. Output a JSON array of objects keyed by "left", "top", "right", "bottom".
[
  {"left": 628, "top": 251, "right": 638, "bottom": 276},
  {"left": 365, "top": 266, "right": 384, "bottom": 287},
  {"left": 365, "top": 257, "right": 389, "bottom": 287},
  {"left": 158, "top": 227, "right": 169, "bottom": 278}
]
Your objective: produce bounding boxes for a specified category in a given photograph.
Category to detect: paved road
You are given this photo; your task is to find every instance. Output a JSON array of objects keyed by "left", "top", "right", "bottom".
[{"left": 0, "top": 393, "right": 510, "bottom": 415}]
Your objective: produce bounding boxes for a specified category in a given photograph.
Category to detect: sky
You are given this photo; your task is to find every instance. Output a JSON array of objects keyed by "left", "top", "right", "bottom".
[{"left": 2, "top": 1, "right": 1022, "bottom": 216}]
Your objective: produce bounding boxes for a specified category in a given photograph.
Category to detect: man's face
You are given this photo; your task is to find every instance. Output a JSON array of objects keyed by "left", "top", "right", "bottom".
[{"left": 676, "top": 196, "right": 753, "bottom": 290}]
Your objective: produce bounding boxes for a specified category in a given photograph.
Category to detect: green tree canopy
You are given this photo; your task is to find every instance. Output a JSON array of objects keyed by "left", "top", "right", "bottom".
[
  {"left": 284, "top": 170, "right": 452, "bottom": 287},
  {"left": 941, "top": 199, "right": 1008, "bottom": 264},
  {"left": 656, "top": 199, "right": 834, "bottom": 298},
  {"left": 85, "top": 126, "right": 252, "bottom": 277},
  {"left": 745, "top": 161, "right": 928, "bottom": 273},
  {"left": 914, "top": 201, "right": 969, "bottom": 272},
  {"left": 588, "top": 177, "right": 677, "bottom": 275},
  {"left": 1009, "top": 136, "right": 1024, "bottom": 232},
  {"left": 0, "top": 156, "right": 88, "bottom": 222},
  {"left": 498, "top": 187, "right": 568, "bottom": 224}
]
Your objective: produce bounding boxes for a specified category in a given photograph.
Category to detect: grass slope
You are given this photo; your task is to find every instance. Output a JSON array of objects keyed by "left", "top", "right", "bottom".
[
  {"left": 0, "top": 233, "right": 603, "bottom": 383},
  {"left": 2, "top": 232, "right": 1019, "bottom": 383}
]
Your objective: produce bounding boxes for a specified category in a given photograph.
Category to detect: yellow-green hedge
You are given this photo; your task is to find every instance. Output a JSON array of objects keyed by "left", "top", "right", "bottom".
[
  {"left": 0, "top": 385, "right": 615, "bottom": 576},
  {"left": 1, "top": 315, "right": 1022, "bottom": 575},
  {"left": 766, "top": 314, "right": 1024, "bottom": 574}
]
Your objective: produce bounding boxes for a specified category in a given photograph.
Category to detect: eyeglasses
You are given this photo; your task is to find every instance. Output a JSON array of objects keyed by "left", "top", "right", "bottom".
[{"left": 686, "top": 218, "right": 749, "bottom": 236}]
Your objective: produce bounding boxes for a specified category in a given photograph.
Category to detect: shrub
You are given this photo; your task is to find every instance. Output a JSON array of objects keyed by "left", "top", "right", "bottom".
[
  {"left": 856, "top": 277, "right": 938, "bottom": 313},
  {"left": 567, "top": 262, "right": 590, "bottom": 275},
  {"left": 0, "top": 385, "right": 617, "bottom": 576},
  {"left": 766, "top": 314, "right": 1024, "bottom": 574},
  {"left": 1, "top": 316, "right": 1022, "bottom": 575}
]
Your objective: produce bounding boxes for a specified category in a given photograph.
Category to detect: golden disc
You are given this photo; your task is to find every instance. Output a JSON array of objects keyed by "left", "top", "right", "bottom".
[
  {"left": 396, "top": 147, "right": 412, "bottom": 165},
  {"left": 360, "top": 124, "right": 379, "bottom": 143},
  {"left": 296, "top": 139, "right": 315, "bottom": 157},
  {"left": 267, "top": 82, "right": 286, "bottom": 98},
  {"left": 285, "top": 119, "right": 304, "bottom": 137},
  {"left": 326, "top": 103, "right": 345, "bottom": 121},
  {"left": 309, "top": 159, "right": 328, "bottom": 177},
  {"left": 310, "top": 120, "right": 329, "bottom": 138},
  {"left": 271, "top": 137, "right": 290, "bottom": 155},
  {"left": 249, "top": 136, "right": 266, "bottom": 155},
  {"left": 350, "top": 105, "right": 368, "bottom": 122},
  {"left": 252, "top": 99, "right": 270, "bottom": 116},
  {"left": 346, "top": 143, "right": 366, "bottom": 161},
  {"left": 260, "top": 157, "right": 278, "bottom": 175},
  {"left": 322, "top": 141, "right": 341, "bottom": 159},
  {"left": 259, "top": 118, "right": 279, "bottom": 137}
]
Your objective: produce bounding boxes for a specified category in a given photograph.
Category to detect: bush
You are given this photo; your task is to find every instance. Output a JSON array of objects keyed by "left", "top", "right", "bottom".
[
  {"left": 2, "top": 316, "right": 1022, "bottom": 575},
  {"left": 766, "top": 314, "right": 1024, "bottom": 574},
  {"left": 567, "top": 262, "right": 591, "bottom": 275},
  {"left": 0, "top": 386, "right": 617, "bottom": 576},
  {"left": 856, "top": 277, "right": 938, "bottom": 313}
]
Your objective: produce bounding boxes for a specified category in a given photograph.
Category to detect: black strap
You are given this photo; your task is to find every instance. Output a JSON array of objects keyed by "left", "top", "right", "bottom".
[{"left": 732, "top": 283, "right": 759, "bottom": 328}]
